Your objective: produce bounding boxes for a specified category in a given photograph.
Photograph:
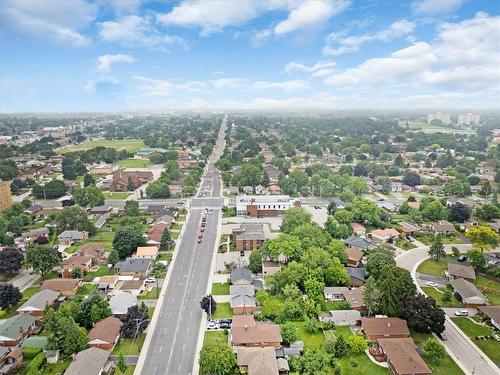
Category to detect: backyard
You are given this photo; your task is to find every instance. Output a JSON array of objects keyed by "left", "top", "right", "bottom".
[{"left": 421, "top": 286, "right": 464, "bottom": 307}]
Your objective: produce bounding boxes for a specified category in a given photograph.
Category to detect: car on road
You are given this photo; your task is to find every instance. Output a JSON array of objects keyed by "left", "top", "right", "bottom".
[
  {"left": 177, "top": 201, "right": 184, "bottom": 205},
  {"left": 198, "top": 235, "right": 203, "bottom": 243},
  {"left": 437, "top": 331, "right": 447, "bottom": 341},
  {"left": 425, "top": 281, "right": 438, "bottom": 287},
  {"left": 145, "top": 277, "right": 156, "bottom": 284},
  {"left": 454, "top": 310, "right": 469, "bottom": 316}
]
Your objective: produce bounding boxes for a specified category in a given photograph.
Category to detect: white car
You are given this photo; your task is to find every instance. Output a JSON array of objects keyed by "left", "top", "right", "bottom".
[
  {"left": 206, "top": 321, "right": 219, "bottom": 330},
  {"left": 425, "top": 281, "right": 438, "bottom": 287},
  {"left": 144, "top": 277, "right": 156, "bottom": 284},
  {"left": 454, "top": 310, "right": 469, "bottom": 316}
]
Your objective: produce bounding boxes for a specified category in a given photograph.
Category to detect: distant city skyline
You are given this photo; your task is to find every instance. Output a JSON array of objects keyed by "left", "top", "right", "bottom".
[{"left": 1, "top": 0, "right": 499, "bottom": 112}]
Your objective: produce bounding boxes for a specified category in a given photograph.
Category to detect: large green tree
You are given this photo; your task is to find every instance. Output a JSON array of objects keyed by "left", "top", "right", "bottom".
[
  {"left": 199, "top": 338, "right": 237, "bottom": 375},
  {"left": 281, "top": 207, "right": 311, "bottom": 233},
  {"left": 75, "top": 295, "right": 111, "bottom": 329},
  {"left": 24, "top": 245, "right": 60, "bottom": 277},
  {"left": 45, "top": 308, "right": 87, "bottom": 355},
  {"left": 428, "top": 236, "right": 445, "bottom": 261},
  {"left": 112, "top": 224, "right": 146, "bottom": 258},
  {"left": 365, "top": 248, "right": 396, "bottom": 280},
  {"left": 55, "top": 206, "right": 96, "bottom": 234},
  {"left": 72, "top": 185, "right": 104, "bottom": 208}
]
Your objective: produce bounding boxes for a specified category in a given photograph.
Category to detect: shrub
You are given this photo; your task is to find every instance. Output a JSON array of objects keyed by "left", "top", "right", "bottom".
[
  {"left": 22, "top": 347, "right": 43, "bottom": 360},
  {"left": 303, "top": 316, "right": 321, "bottom": 333},
  {"left": 25, "top": 352, "right": 45, "bottom": 375}
]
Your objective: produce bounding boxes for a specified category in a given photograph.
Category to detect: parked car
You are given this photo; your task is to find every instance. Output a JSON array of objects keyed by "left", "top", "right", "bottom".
[
  {"left": 219, "top": 321, "right": 231, "bottom": 329},
  {"left": 455, "top": 310, "right": 469, "bottom": 316},
  {"left": 145, "top": 277, "right": 156, "bottom": 284},
  {"left": 426, "top": 281, "right": 438, "bottom": 287},
  {"left": 458, "top": 255, "right": 467, "bottom": 262},
  {"left": 206, "top": 321, "right": 218, "bottom": 330},
  {"left": 437, "top": 331, "right": 447, "bottom": 341}
]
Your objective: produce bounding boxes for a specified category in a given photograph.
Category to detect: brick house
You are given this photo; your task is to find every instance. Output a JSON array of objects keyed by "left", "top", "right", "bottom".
[
  {"left": 231, "top": 223, "right": 267, "bottom": 251},
  {"left": 88, "top": 316, "right": 123, "bottom": 350}
]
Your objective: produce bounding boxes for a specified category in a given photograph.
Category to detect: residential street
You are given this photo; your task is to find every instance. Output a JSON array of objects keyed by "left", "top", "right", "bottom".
[
  {"left": 396, "top": 245, "right": 499, "bottom": 375},
  {"left": 134, "top": 117, "right": 226, "bottom": 375}
]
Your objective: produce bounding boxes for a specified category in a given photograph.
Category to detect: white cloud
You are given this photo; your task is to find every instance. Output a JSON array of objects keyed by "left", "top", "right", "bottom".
[
  {"left": 323, "top": 19, "right": 415, "bottom": 56},
  {"left": 84, "top": 76, "right": 120, "bottom": 93},
  {"left": 412, "top": 0, "right": 463, "bottom": 14},
  {"left": 251, "top": 29, "right": 272, "bottom": 46},
  {"left": 97, "top": 54, "right": 135, "bottom": 72},
  {"left": 284, "top": 61, "right": 336, "bottom": 72},
  {"left": 0, "top": 0, "right": 96, "bottom": 46},
  {"left": 274, "top": 0, "right": 350, "bottom": 35},
  {"left": 253, "top": 80, "right": 310, "bottom": 91},
  {"left": 211, "top": 78, "right": 245, "bottom": 89},
  {"left": 99, "top": 15, "right": 185, "bottom": 49}
]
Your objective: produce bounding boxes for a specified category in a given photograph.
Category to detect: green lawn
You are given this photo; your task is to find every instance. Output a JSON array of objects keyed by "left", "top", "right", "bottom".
[
  {"left": 486, "top": 292, "right": 500, "bottom": 305},
  {"left": 321, "top": 300, "right": 349, "bottom": 312},
  {"left": 211, "top": 283, "right": 230, "bottom": 295},
  {"left": 417, "top": 259, "right": 448, "bottom": 276},
  {"left": 395, "top": 238, "right": 417, "bottom": 250},
  {"left": 157, "top": 252, "right": 172, "bottom": 262},
  {"left": 74, "top": 175, "right": 84, "bottom": 184},
  {"left": 416, "top": 233, "right": 463, "bottom": 246},
  {"left": 60, "top": 139, "right": 145, "bottom": 154},
  {"left": 116, "top": 159, "right": 151, "bottom": 168},
  {"left": 39, "top": 359, "right": 72, "bottom": 375},
  {"left": 475, "top": 275, "right": 500, "bottom": 291},
  {"left": 212, "top": 303, "right": 232, "bottom": 319},
  {"left": 89, "top": 229, "right": 115, "bottom": 242},
  {"left": 22, "top": 286, "right": 40, "bottom": 301},
  {"left": 291, "top": 322, "right": 325, "bottom": 350},
  {"left": 83, "top": 266, "right": 115, "bottom": 281},
  {"left": 116, "top": 365, "right": 136, "bottom": 375},
  {"left": 112, "top": 334, "right": 146, "bottom": 355},
  {"left": 337, "top": 352, "right": 390, "bottom": 375},
  {"left": 204, "top": 331, "right": 227, "bottom": 345},
  {"left": 102, "top": 191, "right": 132, "bottom": 200},
  {"left": 451, "top": 317, "right": 500, "bottom": 364},
  {"left": 76, "top": 283, "right": 96, "bottom": 295},
  {"left": 138, "top": 287, "right": 160, "bottom": 300},
  {"left": 421, "top": 287, "right": 464, "bottom": 307},
  {"left": 411, "top": 331, "right": 464, "bottom": 375}
]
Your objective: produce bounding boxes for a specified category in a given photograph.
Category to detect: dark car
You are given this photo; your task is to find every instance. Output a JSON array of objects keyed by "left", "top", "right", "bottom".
[
  {"left": 458, "top": 255, "right": 467, "bottom": 262},
  {"left": 219, "top": 321, "right": 231, "bottom": 329}
]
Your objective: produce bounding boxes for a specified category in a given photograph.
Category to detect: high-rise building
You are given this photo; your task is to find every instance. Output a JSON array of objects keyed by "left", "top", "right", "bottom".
[
  {"left": 427, "top": 112, "right": 451, "bottom": 124},
  {"left": 0, "top": 180, "right": 12, "bottom": 213},
  {"left": 458, "top": 113, "right": 480, "bottom": 125}
]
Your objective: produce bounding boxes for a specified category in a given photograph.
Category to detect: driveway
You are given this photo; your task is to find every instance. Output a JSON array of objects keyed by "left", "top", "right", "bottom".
[{"left": 11, "top": 270, "right": 38, "bottom": 292}]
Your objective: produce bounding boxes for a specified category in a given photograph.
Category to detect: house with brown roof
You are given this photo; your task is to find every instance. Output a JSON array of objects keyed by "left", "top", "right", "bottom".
[
  {"left": 478, "top": 306, "right": 500, "bottom": 329},
  {"left": 64, "top": 347, "right": 111, "bottom": 375},
  {"left": 342, "top": 286, "right": 366, "bottom": 312},
  {"left": 231, "top": 315, "right": 282, "bottom": 349},
  {"left": 62, "top": 256, "right": 94, "bottom": 278},
  {"left": 351, "top": 222, "right": 366, "bottom": 236},
  {"left": 148, "top": 223, "right": 169, "bottom": 244},
  {"left": 0, "top": 346, "right": 23, "bottom": 374},
  {"left": 377, "top": 338, "right": 431, "bottom": 375},
  {"left": 368, "top": 228, "right": 400, "bottom": 244},
  {"left": 88, "top": 317, "right": 123, "bottom": 350},
  {"left": 431, "top": 220, "right": 455, "bottom": 234},
  {"left": 41, "top": 279, "right": 80, "bottom": 297},
  {"left": 110, "top": 170, "right": 153, "bottom": 192},
  {"left": 361, "top": 317, "right": 410, "bottom": 340},
  {"left": 345, "top": 247, "right": 363, "bottom": 267},
  {"left": 232, "top": 223, "right": 267, "bottom": 251},
  {"left": 114, "top": 279, "right": 145, "bottom": 296},
  {"left": 237, "top": 346, "right": 282, "bottom": 375},
  {"left": 79, "top": 244, "right": 106, "bottom": 263},
  {"left": 447, "top": 263, "right": 476, "bottom": 282}
]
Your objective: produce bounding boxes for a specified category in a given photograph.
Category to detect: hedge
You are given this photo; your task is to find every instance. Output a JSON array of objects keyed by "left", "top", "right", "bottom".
[{"left": 25, "top": 352, "right": 45, "bottom": 374}]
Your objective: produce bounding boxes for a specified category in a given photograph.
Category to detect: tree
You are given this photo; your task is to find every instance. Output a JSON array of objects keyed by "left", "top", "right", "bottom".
[
  {"left": 127, "top": 176, "right": 136, "bottom": 191},
  {"left": 0, "top": 283, "right": 21, "bottom": 310},
  {"left": 200, "top": 295, "right": 216, "bottom": 317},
  {"left": 121, "top": 304, "right": 149, "bottom": 339},
  {"left": 281, "top": 207, "right": 311, "bottom": 233},
  {"left": 70, "top": 268, "right": 82, "bottom": 279},
  {"left": 0, "top": 247, "right": 24, "bottom": 274},
  {"left": 24, "top": 245, "right": 60, "bottom": 277},
  {"left": 55, "top": 206, "right": 95, "bottom": 234},
  {"left": 83, "top": 173, "right": 95, "bottom": 187},
  {"left": 248, "top": 249, "right": 263, "bottom": 273},
  {"left": 475, "top": 204, "right": 500, "bottom": 221},
  {"left": 442, "top": 289, "right": 453, "bottom": 303},
  {"left": 304, "top": 278, "right": 325, "bottom": 305},
  {"left": 199, "top": 338, "right": 237, "bottom": 375},
  {"left": 423, "top": 338, "right": 446, "bottom": 365},
  {"left": 75, "top": 295, "right": 111, "bottom": 329},
  {"left": 108, "top": 248, "right": 119, "bottom": 266},
  {"left": 421, "top": 201, "right": 446, "bottom": 221},
  {"left": 365, "top": 249, "right": 396, "bottom": 280},
  {"left": 112, "top": 224, "right": 146, "bottom": 259},
  {"left": 403, "top": 172, "right": 421, "bottom": 187},
  {"left": 159, "top": 229, "right": 172, "bottom": 251},
  {"left": 289, "top": 349, "right": 331, "bottom": 375},
  {"left": 32, "top": 179, "right": 67, "bottom": 199},
  {"left": 333, "top": 334, "right": 349, "bottom": 358},
  {"left": 328, "top": 240, "right": 347, "bottom": 264},
  {"left": 350, "top": 198, "right": 381, "bottom": 226},
  {"left": 124, "top": 200, "right": 140, "bottom": 216},
  {"left": 400, "top": 295, "right": 445, "bottom": 334},
  {"left": 291, "top": 224, "right": 332, "bottom": 251},
  {"left": 428, "top": 237, "right": 445, "bottom": 261},
  {"left": 467, "top": 248, "right": 486, "bottom": 270},
  {"left": 378, "top": 265, "right": 402, "bottom": 316},
  {"left": 347, "top": 335, "right": 368, "bottom": 353},
  {"left": 448, "top": 202, "right": 471, "bottom": 223},
  {"left": 116, "top": 353, "right": 127, "bottom": 374},
  {"left": 45, "top": 308, "right": 87, "bottom": 355},
  {"left": 465, "top": 226, "right": 499, "bottom": 249},
  {"left": 304, "top": 316, "right": 321, "bottom": 333},
  {"left": 146, "top": 180, "right": 170, "bottom": 198},
  {"left": 73, "top": 185, "right": 104, "bottom": 208},
  {"left": 333, "top": 209, "right": 354, "bottom": 225},
  {"left": 363, "top": 276, "right": 380, "bottom": 316},
  {"left": 281, "top": 322, "right": 298, "bottom": 345}
]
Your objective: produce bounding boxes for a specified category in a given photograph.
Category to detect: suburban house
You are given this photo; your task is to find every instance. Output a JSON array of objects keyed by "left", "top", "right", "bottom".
[
  {"left": 262, "top": 261, "right": 281, "bottom": 277},
  {"left": 345, "top": 247, "right": 363, "bottom": 267},
  {"left": 350, "top": 222, "right": 366, "bottom": 236},
  {"left": 231, "top": 268, "right": 252, "bottom": 285},
  {"left": 24, "top": 204, "right": 46, "bottom": 219},
  {"left": 88, "top": 316, "right": 123, "bottom": 350},
  {"left": 231, "top": 315, "right": 282, "bottom": 348},
  {"left": 450, "top": 278, "right": 487, "bottom": 307},
  {"left": 478, "top": 306, "right": 500, "bottom": 329},
  {"left": 237, "top": 346, "right": 288, "bottom": 375},
  {"left": 79, "top": 244, "right": 106, "bottom": 263},
  {"left": 64, "top": 347, "right": 111, "bottom": 375},
  {"left": 115, "top": 258, "right": 153, "bottom": 278},
  {"left": 361, "top": 317, "right": 410, "bottom": 340},
  {"left": 132, "top": 246, "right": 159, "bottom": 259},
  {"left": 243, "top": 186, "right": 253, "bottom": 194},
  {"left": 342, "top": 287, "right": 366, "bottom": 312},
  {"left": 41, "top": 278, "right": 80, "bottom": 297},
  {"left": 447, "top": 263, "right": 476, "bottom": 282},
  {"left": 399, "top": 222, "right": 420, "bottom": 235},
  {"left": 236, "top": 195, "right": 300, "bottom": 217},
  {"left": 96, "top": 275, "right": 119, "bottom": 293},
  {"left": 377, "top": 338, "right": 431, "bottom": 375},
  {"left": 20, "top": 228, "right": 49, "bottom": 245},
  {"left": 230, "top": 285, "right": 256, "bottom": 315},
  {"left": 17, "top": 290, "right": 59, "bottom": 317},
  {"left": 319, "top": 310, "right": 361, "bottom": 326},
  {"left": 376, "top": 201, "right": 398, "bottom": 212},
  {"left": 344, "top": 236, "right": 375, "bottom": 251},
  {"left": 431, "top": 220, "right": 456, "bottom": 234},
  {"left": 62, "top": 256, "right": 94, "bottom": 278},
  {"left": 368, "top": 228, "right": 400, "bottom": 244},
  {"left": 268, "top": 184, "right": 281, "bottom": 195},
  {"left": 114, "top": 279, "right": 145, "bottom": 296},
  {"left": 110, "top": 170, "right": 153, "bottom": 192},
  {"left": 156, "top": 214, "right": 174, "bottom": 227},
  {"left": 324, "top": 286, "right": 348, "bottom": 301},
  {"left": 255, "top": 185, "right": 267, "bottom": 195},
  {"left": 109, "top": 293, "right": 137, "bottom": 318},
  {"left": 148, "top": 223, "right": 169, "bottom": 244},
  {"left": 58, "top": 230, "right": 88, "bottom": 246},
  {"left": 0, "top": 315, "right": 37, "bottom": 346},
  {"left": 263, "top": 165, "right": 279, "bottom": 183},
  {"left": 231, "top": 223, "right": 267, "bottom": 251},
  {"left": 0, "top": 346, "right": 23, "bottom": 374},
  {"left": 346, "top": 267, "right": 366, "bottom": 287}
]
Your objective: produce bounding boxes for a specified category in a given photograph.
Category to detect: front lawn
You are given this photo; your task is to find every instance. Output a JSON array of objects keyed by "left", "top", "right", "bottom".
[
  {"left": 157, "top": 252, "right": 172, "bottom": 262},
  {"left": 451, "top": 317, "right": 500, "bottom": 364},
  {"left": 486, "top": 292, "right": 500, "bottom": 305},
  {"left": 103, "top": 191, "right": 132, "bottom": 200},
  {"left": 89, "top": 229, "right": 115, "bottom": 242},
  {"left": 421, "top": 287, "right": 464, "bottom": 307},
  {"left": 212, "top": 303, "right": 232, "bottom": 319},
  {"left": 411, "top": 331, "right": 464, "bottom": 375},
  {"left": 22, "top": 287, "right": 40, "bottom": 301},
  {"left": 211, "top": 283, "right": 230, "bottom": 295},
  {"left": 170, "top": 231, "right": 179, "bottom": 239},
  {"left": 416, "top": 233, "right": 463, "bottom": 245},
  {"left": 204, "top": 331, "right": 228, "bottom": 345},
  {"left": 417, "top": 259, "right": 447, "bottom": 276},
  {"left": 291, "top": 322, "right": 324, "bottom": 350},
  {"left": 39, "top": 359, "right": 72, "bottom": 375},
  {"left": 395, "top": 238, "right": 417, "bottom": 250},
  {"left": 139, "top": 287, "right": 160, "bottom": 300},
  {"left": 112, "top": 334, "right": 146, "bottom": 355},
  {"left": 76, "top": 284, "right": 96, "bottom": 295},
  {"left": 337, "top": 352, "right": 390, "bottom": 375},
  {"left": 83, "top": 266, "right": 115, "bottom": 281},
  {"left": 116, "top": 159, "right": 151, "bottom": 168},
  {"left": 475, "top": 275, "right": 500, "bottom": 291}
]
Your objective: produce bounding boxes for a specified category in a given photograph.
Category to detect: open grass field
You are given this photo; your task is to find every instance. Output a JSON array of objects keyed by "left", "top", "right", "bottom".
[
  {"left": 417, "top": 259, "right": 448, "bottom": 276},
  {"left": 451, "top": 317, "right": 500, "bottom": 363},
  {"left": 116, "top": 158, "right": 151, "bottom": 168},
  {"left": 59, "top": 139, "right": 145, "bottom": 154},
  {"left": 399, "top": 120, "right": 474, "bottom": 135}
]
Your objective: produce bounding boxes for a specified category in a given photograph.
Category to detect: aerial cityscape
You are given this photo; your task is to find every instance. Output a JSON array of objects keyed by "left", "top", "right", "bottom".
[{"left": 0, "top": 1, "right": 499, "bottom": 375}]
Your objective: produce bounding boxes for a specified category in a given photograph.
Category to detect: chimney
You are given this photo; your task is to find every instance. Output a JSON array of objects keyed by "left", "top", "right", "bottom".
[{"left": 244, "top": 324, "right": 248, "bottom": 331}]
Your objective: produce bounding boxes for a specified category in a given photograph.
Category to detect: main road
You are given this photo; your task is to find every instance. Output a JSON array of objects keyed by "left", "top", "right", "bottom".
[{"left": 134, "top": 117, "right": 226, "bottom": 375}]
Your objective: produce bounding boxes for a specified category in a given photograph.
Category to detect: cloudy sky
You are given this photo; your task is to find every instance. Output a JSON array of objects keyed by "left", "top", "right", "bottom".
[{"left": 1, "top": 0, "right": 499, "bottom": 112}]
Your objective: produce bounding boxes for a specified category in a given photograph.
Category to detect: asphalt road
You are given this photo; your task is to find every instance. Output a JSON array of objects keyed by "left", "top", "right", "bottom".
[{"left": 135, "top": 118, "right": 226, "bottom": 375}]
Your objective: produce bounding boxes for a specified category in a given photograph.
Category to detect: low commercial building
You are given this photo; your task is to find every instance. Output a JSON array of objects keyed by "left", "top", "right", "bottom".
[
  {"left": 236, "top": 195, "right": 300, "bottom": 217},
  {"left": 231, "top": 223, "right": 267, "bottom": 251}
]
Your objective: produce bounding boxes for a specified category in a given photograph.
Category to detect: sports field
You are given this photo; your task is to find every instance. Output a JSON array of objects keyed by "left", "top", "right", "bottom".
[{"left": 59, "top": 139, "right": 145, "bottom": 153}]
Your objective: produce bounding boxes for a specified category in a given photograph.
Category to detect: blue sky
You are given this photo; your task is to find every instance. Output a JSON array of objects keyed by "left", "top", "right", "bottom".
[{"left": 0, "top": 0, "right": 499, "bottom": 112}]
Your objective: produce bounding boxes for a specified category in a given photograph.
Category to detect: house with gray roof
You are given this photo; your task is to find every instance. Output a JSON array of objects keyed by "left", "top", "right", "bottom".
[
  {"left": 447, "top": 263, "right": 476, "bottom": 282},
  {"left": 109, "top": 293, "right": 137, "bottom": 318},
  {"left": 0, "top": 315, "right": 37, "bottom": 346},
  {"left": 319, "top": 310, "right": 361, "bottom": 326},
  {"left": 230, "top": 285, "right": 256, "bottom": 315},
  {"left": 344, "top": 236, "right": 375, "bottom": 250},
  {"left": 232, "top": 223, "right": 267, "bottom": 251},
  {"left": 115, "top": 258, "right": 153, "bottom": 278},
  {"left": 17, "top": 289, "right": 59, "bottom": 317},
  {"left": 450, "top": 278, "right": 486, "bottom": 307},
  {"left": 58, "top": 230, "right": 88, "bottom": 246},
  {"left": 346, "top": 267, "right": 366, "bottom": 287},
  {"left": 64, "top": 347, "right": 111, "bottom": 375},
  {"left": 324, "top": 287, "right": 349, "bottom": 301},
  {"left": 231, "top": 268, "right": 252, "bottom": 285}
]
